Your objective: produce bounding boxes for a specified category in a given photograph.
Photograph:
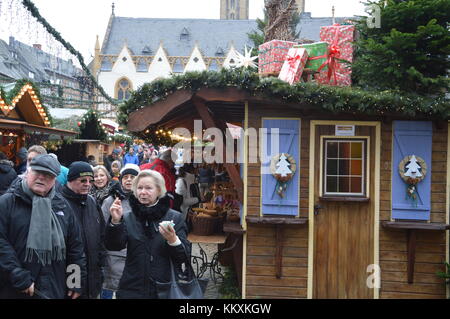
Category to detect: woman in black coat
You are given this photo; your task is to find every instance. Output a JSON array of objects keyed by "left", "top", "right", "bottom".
[{"left": 105, "top": 169, "right": 191, "bottom": 299}]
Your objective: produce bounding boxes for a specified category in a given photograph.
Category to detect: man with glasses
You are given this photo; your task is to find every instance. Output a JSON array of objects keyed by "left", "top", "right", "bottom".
[
  {"left": 0, "top": 154, "right": 86, "bottom": 299},
  {"left": 61, "top": 161, "right": 106, "bottom": 299}
]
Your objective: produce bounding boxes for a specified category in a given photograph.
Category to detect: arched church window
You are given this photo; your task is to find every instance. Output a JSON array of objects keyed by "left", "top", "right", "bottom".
[
  {"left": 230, "top": 0, "right": 235, "bottom": 8},
  {"left": 116, "top": 78, "right": 132, "bottom": 101}
]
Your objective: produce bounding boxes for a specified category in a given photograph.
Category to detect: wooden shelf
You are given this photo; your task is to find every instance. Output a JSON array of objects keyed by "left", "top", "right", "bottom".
[
  {"left": 382, "top": 221, "right": 450, "bottom": 284},
  {"left": 382, "top": 221, "right": 450, "bottom": 231},
  {"left": 246, "top": 216, "right": 308, "bottom": 225},
  {"left": 223, "top": 222, "right": 245, "bottom": 234},
  {"left": 319, "top": 196, "right": 370, "bottom": 202}
]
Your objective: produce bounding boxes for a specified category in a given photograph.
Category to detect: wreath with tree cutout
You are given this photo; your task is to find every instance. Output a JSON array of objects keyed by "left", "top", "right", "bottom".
[
  {"left": 270, "top": 153, "right": 297, "bottom": 198},
  {"left": 398, "top": 155, "right": 427, "bottom": 206}
]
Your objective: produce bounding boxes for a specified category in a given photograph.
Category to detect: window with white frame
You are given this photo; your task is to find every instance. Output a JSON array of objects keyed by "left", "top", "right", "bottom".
[{"left": 323, "top": 139, "right": 366, "bottom": 196}]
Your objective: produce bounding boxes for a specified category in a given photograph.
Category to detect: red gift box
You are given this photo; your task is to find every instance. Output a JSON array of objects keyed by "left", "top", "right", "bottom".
[
  {"left": 278, "top": 48, "right": 308, "bottom": 85},
  {"left": 316, "top": 24, "right": 355, "bottom": 86},
  {"left": 258, "top": 40, "right": 297, "bottom": 74}
]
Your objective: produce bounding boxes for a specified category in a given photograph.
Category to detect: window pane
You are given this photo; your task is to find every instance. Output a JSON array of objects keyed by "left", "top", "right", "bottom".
[
  {"left": 327, "top": 142, "right": 338, "bottom": 158},
  {"left": 327, "top": 159, "right": 337, "bottom": 175},
  {"left": 339, "top": 142, "right": 351, "bottom": 158},
  {"left": 326, "top": 176, "right": 338, "bottom": 193},
  {"left": 125, "top": 90, "right": 131, "bottom": 99},
  {"left": 338, "top": 159, "right": 350, "bottom": 175},
  {"left": 118, "top": 89, "right": 124, "bottom": 100},
  {"left": 351, "top": 177, "right": 362, "bottom": 193},
  {"left": 351, "top": 142, "right": 363, "bottom": 158},
  {"left": 350, "top": 159, "right": 362, "bottom": 175},
  {"left": 120, "top": 79, "right": 129, "bottom": 88},
  {"left": 338, "top": 176, "right": 350, "bottom": 193}
]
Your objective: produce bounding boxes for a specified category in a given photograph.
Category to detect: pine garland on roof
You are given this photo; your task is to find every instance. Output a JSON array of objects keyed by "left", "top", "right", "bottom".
[{"left": 118, "top": 67, "right": 449, "bottom": 127}]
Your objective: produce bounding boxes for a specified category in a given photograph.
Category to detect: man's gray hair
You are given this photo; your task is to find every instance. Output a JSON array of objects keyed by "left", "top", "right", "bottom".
[{"left": 28, "top": 145, "right": 47, "bottom": 155}]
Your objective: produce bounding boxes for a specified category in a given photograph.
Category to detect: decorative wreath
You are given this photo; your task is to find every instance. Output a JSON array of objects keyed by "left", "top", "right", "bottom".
[
  {"left": 398, "top": 155, "right": 427, "bottom": 206},
  {"left": 270, "top": 153, "right": 297, "bottom": 198}
]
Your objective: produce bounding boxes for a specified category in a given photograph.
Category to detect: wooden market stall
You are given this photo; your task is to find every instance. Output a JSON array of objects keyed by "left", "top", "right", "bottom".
[
  {"left": 125, "top": 83, "right": 449, "bottom": 299},
  {"left": 0, "top": 82, "right": 77, "bottom": 164}
]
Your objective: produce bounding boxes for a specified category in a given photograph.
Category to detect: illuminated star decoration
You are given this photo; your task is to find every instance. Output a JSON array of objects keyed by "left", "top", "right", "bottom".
[{"left": 235, "top": 46, "right": 258, "bottom": 69}]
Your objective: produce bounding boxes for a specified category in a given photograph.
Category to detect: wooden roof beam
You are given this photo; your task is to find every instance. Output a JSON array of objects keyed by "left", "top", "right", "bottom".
[{"left": 192, "top": 96, "right": 243, "bottom": 203}]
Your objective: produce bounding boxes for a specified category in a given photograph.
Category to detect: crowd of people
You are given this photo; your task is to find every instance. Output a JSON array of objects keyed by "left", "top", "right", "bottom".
[{"left": 0, "top": 142, "right": 228, "bottom": 299}]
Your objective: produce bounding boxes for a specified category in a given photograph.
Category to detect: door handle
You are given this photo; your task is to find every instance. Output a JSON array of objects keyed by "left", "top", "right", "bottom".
[{"left": 314, "top": 204, "right": 322, "bottom": 216}]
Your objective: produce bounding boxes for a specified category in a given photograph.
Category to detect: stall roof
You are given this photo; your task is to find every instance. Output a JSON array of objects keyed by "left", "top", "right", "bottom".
[
  {"left": 127, "top": 87, "right": 311, "bottom": 133},
  {"left": 0, "top": 118, "right": 77, "bottom": 137}
]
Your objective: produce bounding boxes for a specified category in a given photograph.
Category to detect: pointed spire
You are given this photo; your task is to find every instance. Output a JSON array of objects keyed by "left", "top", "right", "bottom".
[
  {"left": 93, "top": 35, "right": 101, "bottom": 78},
  {"left": 95, "top": 35, "right": 100, "bottom": 52},
  {"left": 112, "top": 2, "right": 115, "bottom": 16},
  {"left": 332, "top": 5, "right": 335, "bottom": 24}
]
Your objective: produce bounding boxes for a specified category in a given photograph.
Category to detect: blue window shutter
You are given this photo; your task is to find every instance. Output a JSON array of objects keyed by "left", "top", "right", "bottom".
[
  {"left": 261, "top": 119, "right": 300, "bottom": 216},
  {"left": 392, "top": 121, "right": 432, "bottom": 220}
]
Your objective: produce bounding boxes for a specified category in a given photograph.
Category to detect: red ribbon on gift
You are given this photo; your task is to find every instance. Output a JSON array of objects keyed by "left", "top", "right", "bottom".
[
  {"left": 317, "top": 24, "right": 343, "bottom": 85},
  {"left": 285, "top": 54, "right": 302, "bottom": 82},
  {"left": 287, "top": 54, "right": 301, "bottom": 68}
]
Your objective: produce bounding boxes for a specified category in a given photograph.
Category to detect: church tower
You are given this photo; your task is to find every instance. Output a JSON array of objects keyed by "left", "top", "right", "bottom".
[
  {"left": 220, "top": 0, "right": 249, "bottom": 20},
  {"left": 295, "top": 0, "right": 305, "bottom": 14}
]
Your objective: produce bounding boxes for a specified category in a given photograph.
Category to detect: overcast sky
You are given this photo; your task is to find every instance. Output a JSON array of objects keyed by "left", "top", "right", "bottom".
[{"left": 0, "top": 0, "right": 367, "bottom": 62}]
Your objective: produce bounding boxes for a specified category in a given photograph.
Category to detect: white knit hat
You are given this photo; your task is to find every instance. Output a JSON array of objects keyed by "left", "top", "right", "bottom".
[{"left": 120, "top": 163, "right": 140, "bottom": 178}]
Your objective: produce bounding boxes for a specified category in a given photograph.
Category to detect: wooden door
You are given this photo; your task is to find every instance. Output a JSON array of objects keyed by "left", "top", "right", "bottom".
[{"left": 313, "top": 124, "right": 375, "bottom": 299}]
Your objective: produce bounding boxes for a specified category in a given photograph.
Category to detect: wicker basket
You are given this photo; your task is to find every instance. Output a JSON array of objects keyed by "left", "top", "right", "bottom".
[{"left": 191, "top": 215, "right": 220, "bottom": 236}]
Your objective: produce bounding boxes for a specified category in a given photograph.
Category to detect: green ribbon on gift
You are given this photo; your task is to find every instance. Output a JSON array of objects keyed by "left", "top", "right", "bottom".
[{"left": 294, "top": 42, "right": 328, "bottom": 71}]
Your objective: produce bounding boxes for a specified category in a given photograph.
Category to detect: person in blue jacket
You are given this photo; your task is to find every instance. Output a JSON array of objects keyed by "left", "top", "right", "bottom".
[{"left": 123, "top": 147, "right": 139, "bottom": 166}]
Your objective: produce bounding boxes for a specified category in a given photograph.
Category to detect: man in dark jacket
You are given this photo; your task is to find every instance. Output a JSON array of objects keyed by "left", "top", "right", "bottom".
[
  {"left": 0, "top": 154, "right": 86, "bottom": 299},
  {"left": 0, "top": 151, "right": 17, "bottom": 195},
  {"left": 61, "top": 161, "right": 106, "bottom": 299}
]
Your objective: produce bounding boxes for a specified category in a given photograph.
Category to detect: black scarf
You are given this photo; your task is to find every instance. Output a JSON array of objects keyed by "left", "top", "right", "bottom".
[
  {"left": 129, "top": 195, "right": 170, "bottom": 239},
  {"left": 129, "top": 194, "right": 170, "bottom": 223}
]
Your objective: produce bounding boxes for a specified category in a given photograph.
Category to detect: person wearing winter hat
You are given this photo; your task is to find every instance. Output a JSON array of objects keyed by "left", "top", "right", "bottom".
[
  {"left": 99, "top": 163, "right": 140, "bottom": 299},
  {"left": 15, "top": 147, "right": 28, "bottom": 175},
  {"left": 0, "top": 154, "right": 86, "bottom": 299},
  {"left": 61, "top": 161, "right": 105, "bottom": 299}
]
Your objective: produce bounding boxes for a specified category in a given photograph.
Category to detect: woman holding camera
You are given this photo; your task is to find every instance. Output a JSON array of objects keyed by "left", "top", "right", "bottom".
[{"left": 105, "top": 169, "right": 191, "bottom": 299}]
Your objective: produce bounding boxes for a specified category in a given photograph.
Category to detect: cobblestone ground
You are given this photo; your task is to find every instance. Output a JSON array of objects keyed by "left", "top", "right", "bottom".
[{"left": 191, "top": 243, "right": 224, "bottom": 299}]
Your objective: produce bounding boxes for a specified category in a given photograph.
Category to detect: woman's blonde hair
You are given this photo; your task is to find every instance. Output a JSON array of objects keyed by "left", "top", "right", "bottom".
[
  {"left": 93, "top": 165, "right": 111, "bottom": 181},
  {"left": 132, "top": 169, "right": 167, "bottom": 198}
]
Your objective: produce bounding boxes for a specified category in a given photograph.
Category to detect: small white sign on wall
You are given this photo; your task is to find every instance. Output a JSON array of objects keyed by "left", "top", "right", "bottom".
[{"left": 335, "top": 125, "right": 355, "bottom": 136}]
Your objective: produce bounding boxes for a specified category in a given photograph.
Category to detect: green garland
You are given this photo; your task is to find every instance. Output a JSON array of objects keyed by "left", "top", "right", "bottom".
[
  {"left": 21, "top": 0, "right": 118, "bottom": 106},
  {"left": 0, "top": 79, "right": 53, "bottom": 125},
  {"left": 119, "top": 68, "right": 449, "bottom": 127},
  {"left": 39, "top": 82, "right": 95, "bottom": 96}
]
